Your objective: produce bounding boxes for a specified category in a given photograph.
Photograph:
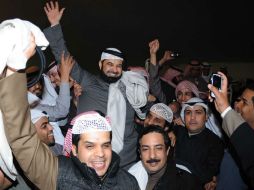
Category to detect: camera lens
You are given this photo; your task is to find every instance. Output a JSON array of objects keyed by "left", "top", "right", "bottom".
[{"left": 170, "top": 52, "right": 179, "bottom": 57}]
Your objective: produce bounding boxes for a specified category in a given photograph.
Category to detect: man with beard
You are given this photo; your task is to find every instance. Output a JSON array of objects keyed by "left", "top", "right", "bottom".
[
  {"left": 30, "top": 109, "right": 63, "bottom": 156},
  {"left": 43, "top": 1, "right": 148, "bottom": 169}
]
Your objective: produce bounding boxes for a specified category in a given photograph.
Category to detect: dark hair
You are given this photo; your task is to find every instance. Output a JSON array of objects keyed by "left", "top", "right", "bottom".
[
  {"left": 138, "top": 125, "right": 171, "bottom": 151},
  {"left": 245, "top": 82, "right": 254, "bottom": 105},
  {"left": 72, "top": 110, "right": 112, "bottom": 149}
]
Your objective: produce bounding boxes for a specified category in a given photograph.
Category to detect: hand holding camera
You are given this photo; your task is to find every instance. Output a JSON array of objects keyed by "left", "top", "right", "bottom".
[
  {"left": 208, "top": 72, "right": 230, "bottom": 114},
  {"left": 210, "top": 73, "right": 222, "bottom": 98}
]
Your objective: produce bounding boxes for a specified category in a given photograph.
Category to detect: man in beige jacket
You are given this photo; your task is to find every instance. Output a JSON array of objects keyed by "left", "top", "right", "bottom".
[{"left": 208, "top": 72, "right": 254, "bottom": 188}]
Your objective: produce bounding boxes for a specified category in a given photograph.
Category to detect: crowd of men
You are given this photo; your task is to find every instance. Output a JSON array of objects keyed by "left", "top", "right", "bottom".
[{"left": 0, "top": 1, "right": 254, "bottom": 190}]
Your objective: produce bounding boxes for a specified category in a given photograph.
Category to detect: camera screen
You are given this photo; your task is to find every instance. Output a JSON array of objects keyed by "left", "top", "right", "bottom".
[{"left": 212, "top": 75, "right": 221, "bottom": 89}]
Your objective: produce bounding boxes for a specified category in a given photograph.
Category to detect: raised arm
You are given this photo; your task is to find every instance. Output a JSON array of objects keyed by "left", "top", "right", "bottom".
[
  {"left": 43, "top": 1, "right": 68, "bottom": 63},
  {"left": 148, "top": 39, "right": 167, "bottom": 103},
  {"left": 0, "top": 34, "right": 58, "bottom": 190},
  {"left": 158, "top": 50, "right": 174, "bottom": 66},
  {"left": 38, "top": 53, "right": 74, "bottom": 120},
  {"left": 208, "top": 72, "right": 254, "bottom": 188},
  {"left": 44, "top": 1, "right": 65, "bottom": 27},
  {"left": 43, "top": 1, "right": 89, "bottom": 84},
  {"left": 208, "top": 72, "right": 244, "bottom": 136}
]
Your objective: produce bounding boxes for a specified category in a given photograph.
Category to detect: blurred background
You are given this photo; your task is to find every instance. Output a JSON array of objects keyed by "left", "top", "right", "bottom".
[{"left": 1, "top": 0, "right": 254, "bottom": 80}]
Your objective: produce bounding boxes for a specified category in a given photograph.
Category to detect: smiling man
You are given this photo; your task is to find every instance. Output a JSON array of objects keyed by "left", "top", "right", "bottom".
[
  {"left": 56, "top": 111, "right": 139, "bottom": 189},
  {"left": 0, "top": 35, "right": 139, "bottom": 188},
  {"left": 129, "top": 126, "right": 201, "bottom": 190},
  {"left": 31, "top": 109, "right": 55, "bottom": 146},
  {"left": 43, "top": 1, "right": 148, "bottom": 169}
]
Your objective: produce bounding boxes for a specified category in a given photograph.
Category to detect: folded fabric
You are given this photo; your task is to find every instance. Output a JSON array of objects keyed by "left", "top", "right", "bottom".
[
  {"left": 0, "top": 111, "right": 17, "bottom": 180},
  {"left": 0, "top": 18, "right": 49, "bottom": 74}
]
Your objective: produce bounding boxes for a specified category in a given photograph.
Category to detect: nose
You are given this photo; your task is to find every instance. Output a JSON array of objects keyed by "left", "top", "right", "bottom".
[
  {"left": 95, "top": 146, "right": 105, "bottom": 157},
  {"left": 190, "top": 111, "right": 196, "bottom": 119},
  {"left": 112, "top": 65, "right": 118, "bottom": 73},
  {"left": 182, "top": 94, "right": 189, "bottom": 102},
  {"left": 149, "top": 148, "right": 156, "bottom": 159},
  {"left": 47, "top": 123, "right": 53, "bottom": 131}
]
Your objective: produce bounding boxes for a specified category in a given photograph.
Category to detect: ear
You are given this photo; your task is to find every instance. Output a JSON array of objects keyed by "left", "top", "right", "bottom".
[
  {"left": 99, "top": 61, "right": 102, "bottom": 70},
  {"left": 71, "top": 144, "right": 78, "bottom": 157},
  {"left": 205, "top": 114, "right": 209, "bottom": 122}
]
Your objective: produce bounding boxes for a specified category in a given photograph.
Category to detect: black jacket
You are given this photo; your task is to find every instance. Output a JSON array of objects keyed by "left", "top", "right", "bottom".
[
  {"left": 174, "top": 127, "right": 224, "bottom": 184},
  {"left": 230, "top": 122, "right": 254, "bottom": 188},
  {"left": 57, "top": 152, "right": 139, "bottom": 190},
  {"left": 154, "top": 159, "right": 202, "bottom": 190}
]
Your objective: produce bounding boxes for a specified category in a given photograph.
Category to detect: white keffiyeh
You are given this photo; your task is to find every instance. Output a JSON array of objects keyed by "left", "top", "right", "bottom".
[
  {"left": 107, "top": 71, "right": 148, "bottom": 153},
  {"left": 0, "top": 18, "right": 49, "bottom": 74},
  {"left": 0, "top": 18, "right": 48, "bottom": 180},
  {"left": 0, "top": 111, "right": 17, "bottom": 180},
  {"left": 40, "top": 74, "right": 58, "bottom": 106}
]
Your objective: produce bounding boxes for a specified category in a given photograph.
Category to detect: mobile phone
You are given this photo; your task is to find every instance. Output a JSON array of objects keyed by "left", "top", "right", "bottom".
[{"left": 210, "top": 74, "right": 222, "bottom": 98}]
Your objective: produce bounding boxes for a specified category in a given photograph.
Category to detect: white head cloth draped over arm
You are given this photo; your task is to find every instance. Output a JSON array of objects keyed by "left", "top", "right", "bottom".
[
  {"left": 0, "top": 18, "right": 49, "bottom": 74},
  {"left": 40, "top": 74, "right": 58, "bottom": 106},
  {"left": 0, "top": 18, "right": 48, "bottom": 180},
  {"left": 107, "top": 70, "right": 148, "bottom": 153}
]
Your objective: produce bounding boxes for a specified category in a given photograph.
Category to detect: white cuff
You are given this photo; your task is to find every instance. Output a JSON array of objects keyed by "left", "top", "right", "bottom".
[{"left": 221, "top": 106, "right": 232, "bottom": 118}]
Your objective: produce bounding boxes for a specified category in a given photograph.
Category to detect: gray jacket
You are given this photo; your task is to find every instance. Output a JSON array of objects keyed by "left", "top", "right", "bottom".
[{"left": 43, "top": 24, "right": 140, "bottom": 169}]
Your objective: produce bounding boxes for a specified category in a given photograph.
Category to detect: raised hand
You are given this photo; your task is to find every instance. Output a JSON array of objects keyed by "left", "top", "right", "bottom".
[
  {"left": 44, "top": 1, "right": 65, "bottom": 26},
  {"left": 149, "top": 39, "right": 159, "bottom": 66},
  {"left": 6, "top": 33, "right": 36, "bottom": 77},
  {"left": 23, "top": 32, "right": 36, "bottom": 60},
  {"left": 149, "top": 39, "right": 159, "bottom": 55},
  {"left": 159, "top": 50, "right": 174, "bottom": 66},
  {"left": 59, "top": 52, "right": 75, "bottom": 83},
  {"left": 73, "top": 82, "right": 82, "bottom": 98},
  {"left": 72, "top": 81, "right": 82, "bottom": 107}
]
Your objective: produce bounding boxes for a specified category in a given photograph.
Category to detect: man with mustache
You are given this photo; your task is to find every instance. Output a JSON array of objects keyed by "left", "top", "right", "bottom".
[
  {"left": 131, "top": 126, "right": 200, "bottom": 190},
  {"left": 43, "top": 1, "right": 148, "bottom": 169}
]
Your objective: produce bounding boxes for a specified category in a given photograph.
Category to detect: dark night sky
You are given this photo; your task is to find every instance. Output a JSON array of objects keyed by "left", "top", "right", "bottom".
[{"left": 1, "top": 0, "right": 254, "bottom": 72}]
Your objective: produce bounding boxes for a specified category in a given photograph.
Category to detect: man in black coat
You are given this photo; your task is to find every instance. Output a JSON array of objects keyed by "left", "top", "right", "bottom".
[{"left": 175, "top": 97, "right": 224, "bottom": 189}]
